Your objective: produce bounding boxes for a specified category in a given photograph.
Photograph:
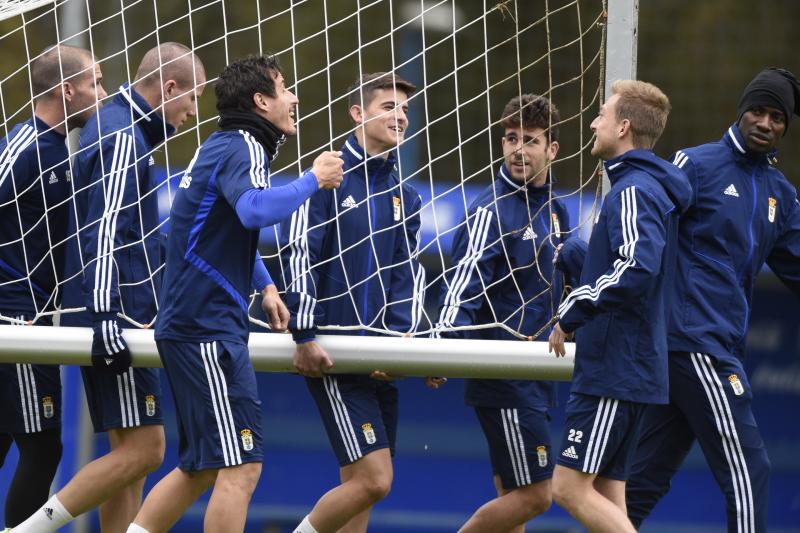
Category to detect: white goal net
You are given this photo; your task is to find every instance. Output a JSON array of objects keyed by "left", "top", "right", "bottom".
[{"left": 0, "top": 0, "right": 608, "bottom": 344}]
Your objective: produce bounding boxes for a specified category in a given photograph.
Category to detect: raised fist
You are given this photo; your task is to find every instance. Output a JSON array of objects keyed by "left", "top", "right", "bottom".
[{"left": 312, "top": 150, "right": 344, "bottom": 190}]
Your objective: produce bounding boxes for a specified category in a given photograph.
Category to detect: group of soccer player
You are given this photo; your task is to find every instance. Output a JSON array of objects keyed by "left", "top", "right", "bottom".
[{"left": 0, "top": 38, "right": 798, "bottom": 533}]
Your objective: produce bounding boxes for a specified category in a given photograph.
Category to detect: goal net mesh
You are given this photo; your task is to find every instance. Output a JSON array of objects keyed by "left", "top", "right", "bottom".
[{"left": 0, "top": 0, "right": 606, "bottom": 340}]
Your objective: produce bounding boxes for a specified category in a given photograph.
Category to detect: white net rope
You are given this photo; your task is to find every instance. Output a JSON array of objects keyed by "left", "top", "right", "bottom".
[{"left": 0, "top": 0, "right": 606, "bottom": 340}]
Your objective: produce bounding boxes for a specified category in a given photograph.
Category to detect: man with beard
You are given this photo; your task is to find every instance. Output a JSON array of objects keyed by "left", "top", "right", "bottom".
[{"left": 433, "top": 94, "right": 570, "bottom": 533}]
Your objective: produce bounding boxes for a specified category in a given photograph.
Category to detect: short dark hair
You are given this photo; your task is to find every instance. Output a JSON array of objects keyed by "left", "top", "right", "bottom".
[
  {"left": 215, "top": 54, "right": 283, "bottom": 113},
  {"left": 135, "top": 42, "right": 204, "bottom": 89},
  {"left": 31, "top": 45, "right": 94, "bottom": 99},
  {"left": 499, "top": 94, "right": 561, "bottom": 143},
  {"left": 347, "top": 72, "right": 417, "bottom": 111}
]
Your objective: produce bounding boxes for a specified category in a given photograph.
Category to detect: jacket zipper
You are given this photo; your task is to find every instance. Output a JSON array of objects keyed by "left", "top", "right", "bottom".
[
  {"left": 361, "top": 169, "right": 378, "bottom": 334},
  {"left": 739, "top": 167, "right": 758, "bottom": 340}
]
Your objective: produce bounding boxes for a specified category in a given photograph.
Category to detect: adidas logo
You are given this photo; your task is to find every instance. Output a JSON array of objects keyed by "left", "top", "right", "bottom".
[
  {"left": 44, "top": 507, "right": 54, "bottom": 519},
  {"left": 724, "top": 184, "right": 739, "bottom": 197},
  {"left": 148, "top": 155, "right": 156, "bottom": 166},
  {"left": 105, "top": 358, "right": 114, "bottom": 366},
  {"left": 48, "top": 171, "right": 58, "bottom": 184},
  {"left": 341, "top": 195, "right": 357, "bottom": 209},
  {"left": 522, "top": 226, "right": 537, "bottom": 241},
  {"left": 561, "top": 445, "right": 579, "bottom": 459}
]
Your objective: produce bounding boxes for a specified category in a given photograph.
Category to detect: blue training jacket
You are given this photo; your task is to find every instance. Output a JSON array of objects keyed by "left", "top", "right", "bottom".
[
  {"left": 0, "top": 117, "right": 71, "bottom": 315},
  {"left": 558, "top": 149, "right": 692, "bottom": 404},
  {"left": 156, "top": 128, "right": 317, "bottom": 345},
  {"left": 435, "top": 164, "right": 571, "bottom": 408},
  {"left": 62, "top": 84, "right": 174, "bottom": 326},
  {"left": 668, "top": 124, "right": 800, "bottom": 364},
  {"left": 279, "top": 134, "right": 426, "bottom": 342}
]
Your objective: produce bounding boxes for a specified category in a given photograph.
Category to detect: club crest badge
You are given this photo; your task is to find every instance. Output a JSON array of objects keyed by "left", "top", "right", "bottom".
[
  {"left": 42, "top": 395, "right": 54, "bottom": 419},
  {"left": 536, "top": 445, "right": 548, "bottom": 467},
  {"left": 362, "top": 423, "right": 377, "bottom": 444},
  {"left": 728, "top": 374, "right": 744, "bottom": 396},
  {"left": 145, "top": 394, "right": 157, "bottom": 417},
  {"left": 241, "top": 429, "right": 254, "bottom": 451},
  {"left": 551, "top": 213, "right": 561, "bottom": 238},
  {"left": 393, "top": 196, "right": 401, "bottom": 221},
  {"left": 768, "top": 197, "right": 777, "bottom": 223}
]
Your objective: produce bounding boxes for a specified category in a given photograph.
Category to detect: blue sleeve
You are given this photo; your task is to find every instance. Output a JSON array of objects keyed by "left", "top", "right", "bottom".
[
  {"left": 433, "top": 205, "right": 502, "bottom": 338},
  {"left": 81, "top": 131, "right": 143, "bottom": 317},
  {"left": 251, "top": 249, "right": 272, "bottom": 290},
  {"left": 557, "top": 184, "right": 667, "bottom": 333},
  {"left": 0, "top": 125, "right": 37, "bottom": 204},
  {"left": 279, "top": 190, "right": 332, "bottom": 343},
  {"left": 234, "top": 172, "right": 318, "bottom": 230},
  {"left": 385, "top": 193, "right": 426, "bottom": 334},
  {"left": 766, "top": 196, "right": 800, "bottom": 298},
  {"left": 556, "top": 238, "right": 588, "bottom": 287}
]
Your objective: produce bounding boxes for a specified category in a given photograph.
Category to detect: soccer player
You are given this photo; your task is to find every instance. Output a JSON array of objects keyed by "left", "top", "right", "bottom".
[
  {"left": 281, "top": 72, "right": 425, "bottom": 533},
  {"left": 547, "top": 80, "right": 691, "bottom": 533},
  {"left": 626, "top": 68, "right": 800, "bottom": 533},
  {"left": 0, "top": 44, "right": 105, "bottom": 528},
  {"left": 433, "top": 94, "right": 570, "bottom": 533},
  {"left": 125, "top": 54, "right": 343, "bottom": 533},
  {"left": 10, "top": 43, "right": 206, "bottom": 533}
]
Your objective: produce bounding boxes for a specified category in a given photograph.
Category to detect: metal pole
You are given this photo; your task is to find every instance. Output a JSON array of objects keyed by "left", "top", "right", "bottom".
[
  {"left": 0, "top": 326, "right": 576, "bottom": 381},
  {"left": 602, "top": 0, "right": 638, "bottom": 195}
]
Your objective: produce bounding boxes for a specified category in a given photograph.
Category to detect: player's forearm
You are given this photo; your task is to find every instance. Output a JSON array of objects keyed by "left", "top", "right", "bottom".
[
  {"left": 251, "top": 250, "right": 273, "bottom": 290},
  {"left": 235, "top": 171, "right": 318, "bottom": 230}
]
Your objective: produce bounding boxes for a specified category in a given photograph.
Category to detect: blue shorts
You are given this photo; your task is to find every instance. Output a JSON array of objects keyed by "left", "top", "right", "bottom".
[
  {"left": 306, "top": 374, "right": 397, "bottom": 466},
  {"left": 557, "top": 392, "right": 646, "bottom": 480},
  {"left": 60, "top": 309, "right": 163, "bottom": 432},
  {"left": 158, "top": 339, "right": 263, "bottom": 471},
  {"left": 0, "top": 313, "right": 60, "bottom": 434},
  {"left": 474, "top": 406, "right": 553, "bottom": 489}
]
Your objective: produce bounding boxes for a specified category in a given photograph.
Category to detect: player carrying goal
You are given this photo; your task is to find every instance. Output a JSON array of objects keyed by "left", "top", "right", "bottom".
[
  {"left": 433, "top": 94, "right": 571, "bottom": 533},
  {"left": 282, "top": 72, "right": 425, "bottom": 533},
  {"left": 127, "top": 54, "right": 343, "bottom": 533}
]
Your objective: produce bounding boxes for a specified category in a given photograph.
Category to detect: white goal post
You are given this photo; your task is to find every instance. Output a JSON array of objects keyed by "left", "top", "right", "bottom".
[{"left": 0, "top": 0, "right": 637, "bottom": 380}]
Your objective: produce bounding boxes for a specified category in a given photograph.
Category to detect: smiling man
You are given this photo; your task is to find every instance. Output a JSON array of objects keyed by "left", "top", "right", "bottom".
[
  {"left": 281, "top": 72, "right": 425, "bottom": 533},
  {"left": 123, "top": 53, "right": 342, "bottom": 533},
  {"left": 626, "top": 68, "right": 800, "bottom": 533}
]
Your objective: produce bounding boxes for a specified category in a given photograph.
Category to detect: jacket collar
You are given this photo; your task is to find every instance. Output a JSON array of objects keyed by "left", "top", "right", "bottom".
[
  {"left": 32, "top": 116, "right": 66, "bottom": 140},
  {"left": 497, "top": 163, "right": 552, "bottom": 201},
  {"left": 341, "top": 134, "right": 397, "bottom": 175},
  {"left": 723, "top": 123, "right": 778, "bottom": 166},
  {"left": 115, "top": 83, "right": 175, "bottom": 146},
  {"left": 603, "top": 148, "right": 652, "bottom": 184}
]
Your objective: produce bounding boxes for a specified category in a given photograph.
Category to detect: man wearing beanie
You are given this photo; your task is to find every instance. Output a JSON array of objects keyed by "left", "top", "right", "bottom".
[{"left": 626, "top": 67, "right": 800, "bottom": 532}]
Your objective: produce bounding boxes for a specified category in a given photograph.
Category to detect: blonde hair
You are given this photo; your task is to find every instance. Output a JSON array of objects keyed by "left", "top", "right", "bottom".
[{"left": 611, "top": 79, "right": 671, "bottom": 149}]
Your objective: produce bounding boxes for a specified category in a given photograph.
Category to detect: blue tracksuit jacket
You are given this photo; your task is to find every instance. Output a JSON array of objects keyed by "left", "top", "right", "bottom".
[
  {"left": 558, "top": 149, "right": 692, "bottom": 404},
  {"left": 435, "top": 164, "right": 571, "bottom": 408},
  {"left": 62, "top": 84, "right": 174, "bottom": 325},
  {"left": 0, "top": 117, "right": 71, "bottom": 314},
  {"left": 279, "top": 134, "right": 425, "bottom": 341},
  {"left": 668, "top": 124, "right": 800, "bottom": 363}
]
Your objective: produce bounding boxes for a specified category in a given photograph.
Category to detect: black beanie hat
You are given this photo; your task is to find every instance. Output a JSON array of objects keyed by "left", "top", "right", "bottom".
[{"left": 737, "top": 67, "right": 800, "bottom": 133}]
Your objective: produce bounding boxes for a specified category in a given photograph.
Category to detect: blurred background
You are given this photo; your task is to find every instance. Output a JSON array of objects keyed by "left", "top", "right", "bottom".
[{"left": 0, "top": 0, "right": 798, "bottom": 531}]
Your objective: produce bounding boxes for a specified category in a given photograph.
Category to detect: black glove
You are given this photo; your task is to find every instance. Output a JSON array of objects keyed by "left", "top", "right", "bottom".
[{"left": 91, "top": 313, "right": 132, "bottom": 374}]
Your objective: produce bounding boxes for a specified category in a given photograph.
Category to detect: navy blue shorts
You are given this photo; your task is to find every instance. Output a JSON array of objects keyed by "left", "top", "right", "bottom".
[
  {"left": 0, "top": 313, "right": 60, "bottom": 434},
  {"left": 80, "top": 365, "right": 162, "bottom": 432},
  {"left": 306, "top": 374, "right": 397, "bottom": 467},
  {"left": 158, "top": 339, "right": 263, "bottom": 471},
  {"left": 557, "top": 392, "right": 646, "bottom": 480},
  {"left": 474, "top": 406, "right": 553, "bottom": 490},
  {"left": 60, "top": 309, "right": 163, "bottom": 432}
]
